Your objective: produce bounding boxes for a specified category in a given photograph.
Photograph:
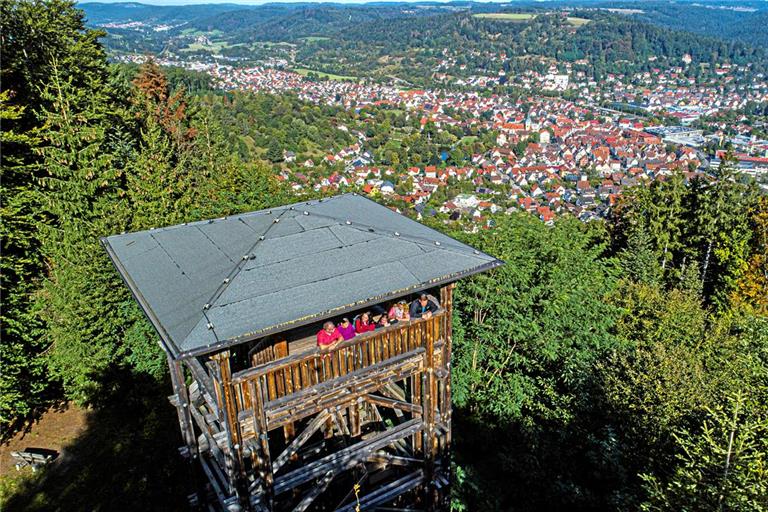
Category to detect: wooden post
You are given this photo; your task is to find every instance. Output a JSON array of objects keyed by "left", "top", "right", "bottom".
[
  {"left": 439, "top": 284, "right": 455, "bottom": 508},
  {"left": 440, "top": 284, "right": 454, "bottom": 443},
  {"left": 168, "top": 356, "right": 196, "bottom": 454},
  {"left": 168, "top": 356, "right": 201, "bottom": 507},
  {"left": 249, "top": 377, "right": 275, "bottom": 509},
  {"left": 423, "top": 313, "right": 438, "bottom": 509},
  {"left": 209, "top": 351, "right": 249, "bottom": 507}
]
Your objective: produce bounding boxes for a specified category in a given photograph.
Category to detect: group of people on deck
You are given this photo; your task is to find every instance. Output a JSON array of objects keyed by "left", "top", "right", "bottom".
[{"left": 316, "top": 293, "right": 440, "bottom": 350}]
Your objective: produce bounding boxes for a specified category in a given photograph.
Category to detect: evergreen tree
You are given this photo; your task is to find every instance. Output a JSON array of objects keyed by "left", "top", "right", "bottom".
[
  {"left": 34, "top": 59, "right": 136, "bottom": 401},
  {"left": 686, "top": 162, "right": 756, "bottom": 307},
  {"left": 0, "top": 0, "right": 115, "bottom": 424},
  {"left": 266, "top": 139, "right": 284, "bottom": 163},
  {"left": 0, "top": 92, "right": 48, "bottom": 425},
  {"left": 642, "top": 390, "right": 768, "bottom": 512},
  {"left": 619, "top": 223, "right": 662, "bottom": 285}
]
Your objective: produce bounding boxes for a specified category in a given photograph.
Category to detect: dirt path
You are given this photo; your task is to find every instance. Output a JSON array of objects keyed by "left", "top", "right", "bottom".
[{"left": 0, "top": 404, "right": 88, "bottom": 476}]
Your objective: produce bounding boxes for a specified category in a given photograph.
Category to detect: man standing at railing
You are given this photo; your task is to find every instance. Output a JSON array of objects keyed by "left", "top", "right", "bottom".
[
  {"left": 317, "top": 321, "right": 344, "bottom": 350},
  {"left": 410, "top": 293, "right": 439, "bottom": 320}
]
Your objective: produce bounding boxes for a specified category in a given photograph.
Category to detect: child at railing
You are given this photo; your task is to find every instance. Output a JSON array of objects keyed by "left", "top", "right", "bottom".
[{"left": 388, "top": 300, "right": 410, "bottom": 323}]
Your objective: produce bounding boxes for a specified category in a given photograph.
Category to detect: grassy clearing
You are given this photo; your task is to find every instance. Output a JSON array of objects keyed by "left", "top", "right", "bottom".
[
  {"left": 566, "top": 16, "right": 591, "bottom": 26},
  {"left": 180, "top": 28, "right": 223, "bottom": 36},
  {"left": 473, "top": 12, "right": 589, "bottom": 26},
  {"left": 180, "top": 40, "right": 234, "bottom": 53},
  {"left": 293, "top": 68, "right": 356, "bottom": 81},
  {"left": 473, "top": 13, "right": 536, "bottom": 21},
  {"left": 299, "top": 36, "right": 331, "bottom": 42}
]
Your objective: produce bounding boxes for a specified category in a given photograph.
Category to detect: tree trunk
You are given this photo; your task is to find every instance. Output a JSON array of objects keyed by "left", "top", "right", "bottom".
[
  {"left": 702, "top": 239, "right": 713, "bottom": 290},
  {"left": 718, "top": 395, "right": 742, "bottom": 512}
]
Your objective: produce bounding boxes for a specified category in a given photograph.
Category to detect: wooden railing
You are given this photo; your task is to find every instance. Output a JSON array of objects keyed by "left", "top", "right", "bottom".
[{"left": 230, "top": 311, "right": 447, "bottom": 416}]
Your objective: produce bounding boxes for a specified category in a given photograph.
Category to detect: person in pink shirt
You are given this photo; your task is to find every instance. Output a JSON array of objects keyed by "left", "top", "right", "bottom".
[
  {"left": 317, "top": 321, "right": 343, "bottom": 350},
  {"left": 337, "top": 318, "right": 356, "bottom": 340},
  {"left": 355, "top": 312, "right": 376, "bottom": 333}
]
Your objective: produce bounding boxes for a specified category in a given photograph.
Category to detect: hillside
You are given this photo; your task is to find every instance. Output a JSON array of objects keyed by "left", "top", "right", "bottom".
[
  {"left": 601, "top": 1, "right": 768, "bottom": 48},
  {"left": 80, "top": 2, "right": 768, "bottom": 87}
]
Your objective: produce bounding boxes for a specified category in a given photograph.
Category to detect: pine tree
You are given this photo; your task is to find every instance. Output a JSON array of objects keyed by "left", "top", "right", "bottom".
[
  {"left": 684, "top": 159, "right": 757, "bottom": 307},
  {"left": 641, "top": 391, "right": 768, "bottom": 512},
  {"left": 620, "top": 223, "right": 662, "bottom": 285},
  {"left": 0, "top": 92, "right": 48, "bottom": 425},
  {"left": 0, "top": 0, "right": 113, "bottom": 424},
  {"left": 266, "top": 138, "right": 284, "bottom": 163},
  {"left": 34, "top": 58, "right": 135, "bottom": 401}
]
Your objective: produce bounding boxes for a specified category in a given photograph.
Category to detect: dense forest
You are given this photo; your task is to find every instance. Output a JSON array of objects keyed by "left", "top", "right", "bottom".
[
  {"left": 606, "top": 1, "right": 768, "bottom": 49},
  {"left": 2, "top": 1, "right": 767, "bottom": 511}
]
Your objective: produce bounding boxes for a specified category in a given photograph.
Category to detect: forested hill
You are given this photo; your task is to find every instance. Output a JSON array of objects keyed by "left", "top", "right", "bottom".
[
  {"left": 80, "top": 2, "right": 768, "bottom": 84},
  {"left": 602, "top": 1, "right": 768, "bottom": 49},
  {"left": 293, "top": 11, "right": 768, "bottom": 84}
]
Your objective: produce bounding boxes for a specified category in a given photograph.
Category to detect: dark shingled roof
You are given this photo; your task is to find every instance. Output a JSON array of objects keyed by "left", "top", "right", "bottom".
[{"left": 102, "top": 194, "right": 503, "bottom": 359}]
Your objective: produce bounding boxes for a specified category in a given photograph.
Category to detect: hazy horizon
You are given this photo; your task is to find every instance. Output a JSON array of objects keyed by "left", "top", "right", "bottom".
[{"left": 76, "top": 0, "right": 549, "bottom": 6}]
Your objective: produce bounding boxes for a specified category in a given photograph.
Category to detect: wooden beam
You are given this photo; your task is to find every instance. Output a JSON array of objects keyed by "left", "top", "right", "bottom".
[
  {"left": 423, "top": 315, "right": 438, "bottom": 510},
  {"left": 367, "top": 451, "right": 422, "bottom": 467},
  {"left": 334, "top": 470, "right": 425, "bottom": 512},
  {"left": 383, "top": 382, "right": 406, "bottom": 402},
  {"left": 185, "top": 357, "right": 219, "bottom": 415},
  {"left": 238, "top": 348, "right": 425, "bottom": 432},
  {"left": 199, "top": 453, "right": 231, "bottom": 508},
  {"left": 269, "top": 418, "right": 423, "bottom": 496},
  {"left": 208, "top": 355, "right": 244, "bottom": 498},
  {"left": 333, "top": 407, "right": 351, "bottom": 437},
  {"left": 168, "top": 356, "right": 196, "bottom": 453},
  {"left": 292, "top": 470, "right": 334, "bottom": 512},
  {"left": 272, "top": 411, "right": 330, "bottom": 474},
  {"left": 363, "top": 394, "right": 422, "bottom": 415},
  {"left": 350, "top": 399, "right": 361, "bottom": 438},
  {"left": 249, "top": 377, "right": 275, "bottom": 508}
]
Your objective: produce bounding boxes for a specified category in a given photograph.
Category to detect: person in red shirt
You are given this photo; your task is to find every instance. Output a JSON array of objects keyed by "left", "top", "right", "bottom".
[
  {"left": 355, "top": 312, "right": 376, "bottom": 334},
  {"left": 316, "top": 321, "right": 343, "bottom": 350}
]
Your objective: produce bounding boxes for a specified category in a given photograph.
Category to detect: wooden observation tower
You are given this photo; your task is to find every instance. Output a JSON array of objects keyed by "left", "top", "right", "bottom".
[{"left": 103, "top": 194, "right": 502, "bottom": 511}]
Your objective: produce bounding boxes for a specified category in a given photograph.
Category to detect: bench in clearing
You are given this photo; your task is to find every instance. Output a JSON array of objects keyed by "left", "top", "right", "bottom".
[{"left": 10, "top": 450, "right": 57, "bottom": 472}]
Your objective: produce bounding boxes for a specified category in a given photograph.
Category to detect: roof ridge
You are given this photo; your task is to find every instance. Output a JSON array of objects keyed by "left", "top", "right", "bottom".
[
  {"left": 203, "top": 208, "right": 292, "bottom": 313},
  {"left": 300, "top": 209, "right": 482, "bottom": 256}
]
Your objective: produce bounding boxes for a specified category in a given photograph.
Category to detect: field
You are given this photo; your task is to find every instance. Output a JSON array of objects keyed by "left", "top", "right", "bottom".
[
  {"left": 566, "top": 17, "right": 591, "bottom": 27},
  {"left": 180, "top": 40, "right": 236, "bottom": 53},
  {"left": 473, "top": 13, "right": 536, "bottom": 22},
  {"left": 293, "top": 67, "right": 356, "bottom": 81},
  {"left": 180, "top": 28, "right": 223, "bottom": 37},
  {"left": 473, "top": 13, "right": 590, "bottom": 26},
  {"left": 299, "top": 36, "right": 331, "bottom": 42}
]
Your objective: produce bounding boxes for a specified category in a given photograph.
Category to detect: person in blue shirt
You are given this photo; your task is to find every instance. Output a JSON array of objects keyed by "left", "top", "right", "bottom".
[{"left": 410, "top": 294, "right": 439, "bottom": 319}]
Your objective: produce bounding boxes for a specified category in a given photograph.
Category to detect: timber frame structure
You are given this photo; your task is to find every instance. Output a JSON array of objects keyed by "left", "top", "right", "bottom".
[{"left": 102, "top": 194, "right": 502, "bottom": 511}]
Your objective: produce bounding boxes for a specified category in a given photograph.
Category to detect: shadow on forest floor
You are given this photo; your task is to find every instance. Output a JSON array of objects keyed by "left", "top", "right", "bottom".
[
  {"left": 2, "top": 372, "right": 634, "bottom": 511},
  {"left": 2, "top": 367, "right": 190, "bottom": 512},
  {"left": 451, "top": 406, "right": 634, "bottom": 512}
]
